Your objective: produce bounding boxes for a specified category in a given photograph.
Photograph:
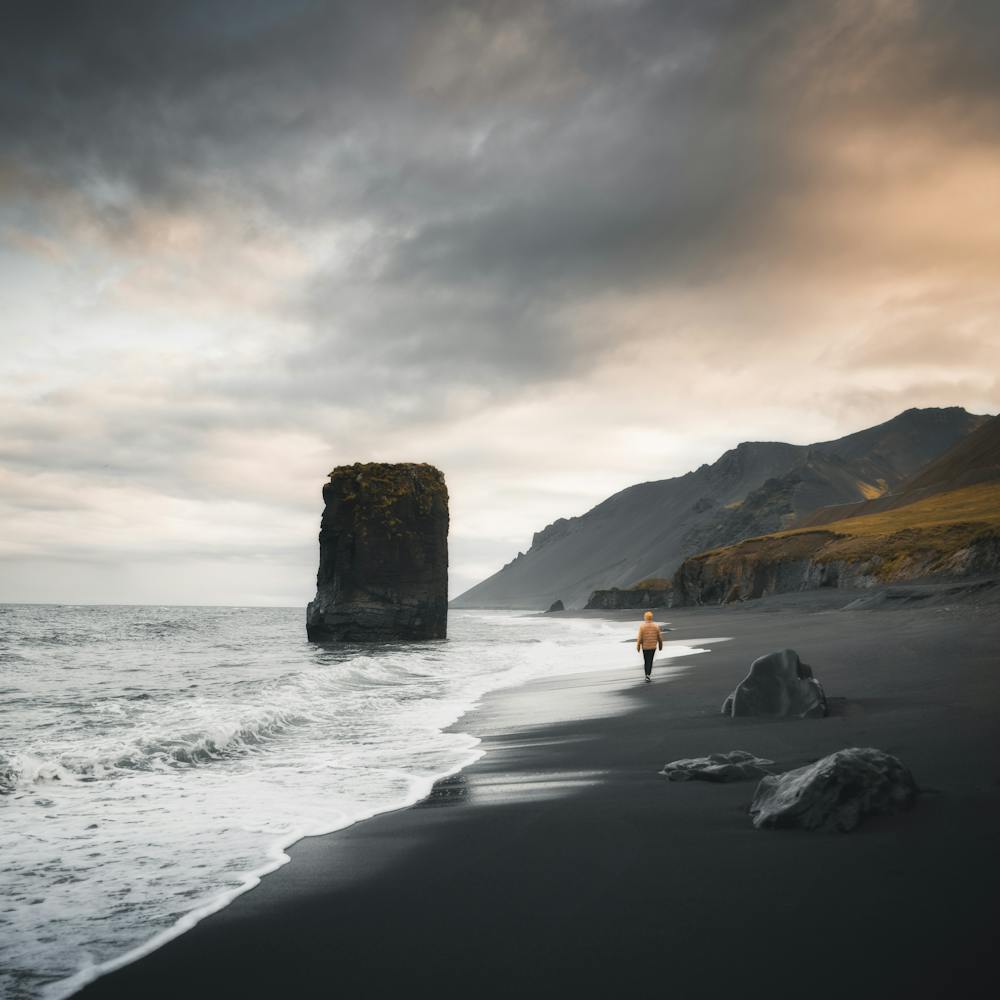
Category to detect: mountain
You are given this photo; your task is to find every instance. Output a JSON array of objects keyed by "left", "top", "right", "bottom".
[
  {"left": 453, "top": 439, "right": 804, "bottom": 610},
  {"left": 682, "top": 407, "right": 992, "bottom": 551},
  {"left": 672, "top": 415, "right": 1000, "bottom": 605},
  {"left": 452, "top": 407, "right": 986, "bottom": 609},
  {"left": 799, "top": 413, "right": 1000, "bottom": 528},
  {"left": 904, "top": 413, "right": 1000, "bottom": 492}
]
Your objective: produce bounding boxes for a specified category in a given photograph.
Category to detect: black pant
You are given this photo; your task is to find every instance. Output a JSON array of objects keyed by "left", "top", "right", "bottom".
[{"left": 642, "top": 648, "right": 656, "bottom": 677}]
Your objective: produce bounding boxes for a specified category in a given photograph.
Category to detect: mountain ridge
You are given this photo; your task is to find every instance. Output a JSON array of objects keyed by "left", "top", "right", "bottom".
[
  {"left": 798, "top": 413, "right": 1000, "bottom": 529},
  {"left": 452, "top": 407, "right": 986, "bottom": 610}
]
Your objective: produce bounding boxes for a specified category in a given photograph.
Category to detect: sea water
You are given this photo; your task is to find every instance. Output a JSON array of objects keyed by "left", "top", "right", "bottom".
[{"left": 0, "top": 605, "right": 709, "bottom": 999}]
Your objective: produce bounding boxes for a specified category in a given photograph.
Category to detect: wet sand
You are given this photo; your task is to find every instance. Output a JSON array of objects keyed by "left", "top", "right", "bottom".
[{"left": 77, "top": 601, "right": 1000, "bottom": 999}]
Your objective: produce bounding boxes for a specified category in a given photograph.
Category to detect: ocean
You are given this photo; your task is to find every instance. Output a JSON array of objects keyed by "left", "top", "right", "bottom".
[{"left": 0, "top": 604, "right": 708, "bottom": 999}]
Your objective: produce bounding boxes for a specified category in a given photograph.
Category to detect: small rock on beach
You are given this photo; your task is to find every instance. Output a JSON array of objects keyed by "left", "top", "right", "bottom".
[
  {"left": 750, "top": 747, "right": 918, "bottom": 832},
  {"left": 661, "top": 750, "right": 775, "bottom": 782}
]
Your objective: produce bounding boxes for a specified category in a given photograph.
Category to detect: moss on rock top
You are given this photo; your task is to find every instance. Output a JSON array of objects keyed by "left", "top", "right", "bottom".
[{"left": 324, "top": 462, "right": 448, "bottom": 535}]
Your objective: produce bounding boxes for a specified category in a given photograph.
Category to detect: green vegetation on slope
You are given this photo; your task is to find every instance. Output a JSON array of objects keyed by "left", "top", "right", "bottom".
[{"left": 686, "top": 482, "right": 1000, "bottom": 584}]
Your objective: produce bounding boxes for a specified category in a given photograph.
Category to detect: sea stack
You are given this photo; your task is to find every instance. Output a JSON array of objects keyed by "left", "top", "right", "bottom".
[{"left": 306, "top": 463, "right": 449, "bottom": 642}]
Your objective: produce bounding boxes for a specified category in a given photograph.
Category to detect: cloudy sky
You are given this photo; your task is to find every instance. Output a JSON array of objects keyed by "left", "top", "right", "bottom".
[{"left": 2, "top": 0, "right": 998, "bottom": 605}]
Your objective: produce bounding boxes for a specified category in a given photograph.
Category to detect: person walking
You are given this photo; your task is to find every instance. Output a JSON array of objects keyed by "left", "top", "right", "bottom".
[{"left": 636, "top": 610, "right": 663, "bottom": 683}]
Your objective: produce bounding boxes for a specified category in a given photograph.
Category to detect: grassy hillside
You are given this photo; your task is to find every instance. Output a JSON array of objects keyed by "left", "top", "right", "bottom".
[
  {"left": 766, "top": 482, "right": 998, "bottom": 567},
  {"left": 674, "top": 482, "right": 1000, "bottom": 603}
]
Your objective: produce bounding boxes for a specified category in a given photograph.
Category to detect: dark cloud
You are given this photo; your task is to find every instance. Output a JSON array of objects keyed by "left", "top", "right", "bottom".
[
  {"left": 3, "top": 1, "right": 997, "bottom": 404},
  {"left": 1, "top": 1, "right": 410, "bottom": 201},
  {"left": 5, "top": 1, "right": 999, "bottom": 316},
  {"left": 6, "top": 1, "right": 999, "bottom": 207}
]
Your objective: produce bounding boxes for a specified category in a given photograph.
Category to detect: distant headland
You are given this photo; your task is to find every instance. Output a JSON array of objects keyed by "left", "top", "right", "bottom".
[{"left": 452, "top": 407, "right": 1000, "bottom": 611}]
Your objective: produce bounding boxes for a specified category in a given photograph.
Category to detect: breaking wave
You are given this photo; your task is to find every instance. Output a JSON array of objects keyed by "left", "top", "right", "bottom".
[{"left": 0, "top": 707, "right": 313, "bottom": 793}]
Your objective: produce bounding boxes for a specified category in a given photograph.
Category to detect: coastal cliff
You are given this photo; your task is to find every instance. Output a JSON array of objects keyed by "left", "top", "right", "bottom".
[
  {"left": 306, "top": 463, "right": 449, "bottom": 641},
  {"left": 672, "top": 484, "right": 1000, "bottom": 605}
]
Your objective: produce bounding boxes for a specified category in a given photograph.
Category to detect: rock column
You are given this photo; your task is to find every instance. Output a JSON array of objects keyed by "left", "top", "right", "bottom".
[{"left": 306, "top": 463, "right": 448, "bottom": 641}]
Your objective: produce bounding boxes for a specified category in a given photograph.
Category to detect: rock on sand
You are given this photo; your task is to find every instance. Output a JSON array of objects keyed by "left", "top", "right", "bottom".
[
  {"left": 722, "top": 648, "right": 827, "bottom": 718},
  {"left": 750, "top": 747, "right": 918, "bottom": 832},
  {"left": 661, "top": 750, "right": 775, "bottom": 782}
]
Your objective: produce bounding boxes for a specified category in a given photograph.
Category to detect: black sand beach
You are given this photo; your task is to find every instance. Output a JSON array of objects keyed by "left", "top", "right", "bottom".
[{"left": 78, "top": 599, "right": 1000, "bottom": 999}]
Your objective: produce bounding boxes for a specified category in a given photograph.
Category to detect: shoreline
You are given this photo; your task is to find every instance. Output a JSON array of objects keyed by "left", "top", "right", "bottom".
[
  {"left": 77, "top": 601, "right": 1000, "bottom": 998},
  {"left": 50, "top": 610, "right": 650, "bottom": 999},
  {"left": 49, "top": 747, "right": 486, "bottom": 1000}
]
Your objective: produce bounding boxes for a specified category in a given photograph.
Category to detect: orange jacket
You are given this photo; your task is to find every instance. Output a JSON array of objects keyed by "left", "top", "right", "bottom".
[{"left": 637, "top": 621, "right": 663, "bottom": 650}]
